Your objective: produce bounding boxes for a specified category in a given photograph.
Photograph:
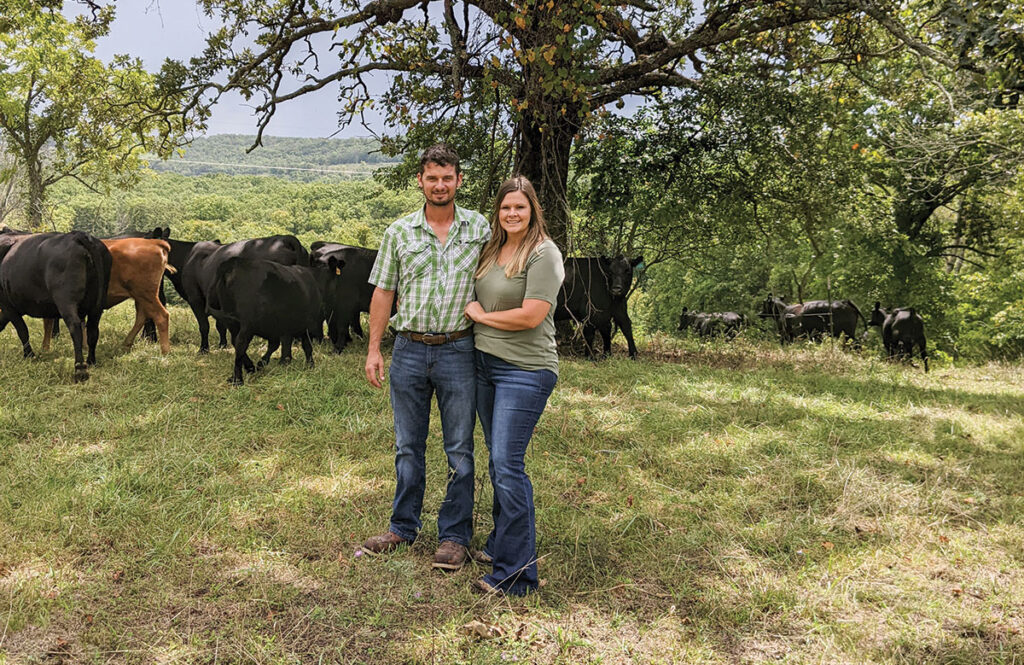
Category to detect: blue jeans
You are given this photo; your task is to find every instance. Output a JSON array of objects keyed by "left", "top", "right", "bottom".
[
  {"left": 387, "top": 333, "right": 477, "bottom": 546},
  {"left": 476, "top": 350, "right": 557, "bottom": 596}
]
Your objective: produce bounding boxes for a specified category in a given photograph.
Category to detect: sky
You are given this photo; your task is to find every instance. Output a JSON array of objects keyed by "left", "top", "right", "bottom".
[{"left": 89, "top": 1, "right": 378, "bottom": 138}]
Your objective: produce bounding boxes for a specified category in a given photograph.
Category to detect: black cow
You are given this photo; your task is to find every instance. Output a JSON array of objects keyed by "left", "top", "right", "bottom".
[
  {"left": 179, "top": 235, "right": 310, "bottom": 353},
  {"left": 45, "top": 226, "right": 171, "bottom": 345},
  {"left": 0, "top": 231, "right": 112, "bottom": 382},
  {"left": 867, "top": 302, "right": 928, "bottom": 371},
  {"left": 757, "top": 295, "right": 805, "bottom": 343},
  {"left": 309, "top": 241, "right": 378, "bottom": 352},
  {"left": 206, "top": 256, "right": 343, "bottom": 385},
  {"left": 758, "top": 294, "right": 865, "bottom": 346},
  {"left": 555, "top": 255, "right": 642, "bottom": 359},
  {"left": 678, "top": 308, "right": 745, "bottom": 338}
]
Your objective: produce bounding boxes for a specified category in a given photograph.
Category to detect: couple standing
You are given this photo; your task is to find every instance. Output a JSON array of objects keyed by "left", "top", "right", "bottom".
[{"left": 361, "top": 144, "right": 563, "bottom": 596}]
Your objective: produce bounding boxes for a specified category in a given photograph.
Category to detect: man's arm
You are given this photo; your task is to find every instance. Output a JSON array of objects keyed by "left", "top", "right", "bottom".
[{"left": 365, "top": 286, "right": 396, "bottom": 388}]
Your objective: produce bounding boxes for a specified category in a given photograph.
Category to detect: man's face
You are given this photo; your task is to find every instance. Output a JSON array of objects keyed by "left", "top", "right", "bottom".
[{"left": 417, "top": 162, "right": 462, "bottom": 207}]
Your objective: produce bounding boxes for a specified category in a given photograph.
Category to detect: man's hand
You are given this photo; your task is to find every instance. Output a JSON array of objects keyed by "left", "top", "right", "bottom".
[
  {"left": 365, "top": 348, "right": 386, "bottom": 388},
  {"left": 365, "top": 287, "right": 395, "bottom": 389}
]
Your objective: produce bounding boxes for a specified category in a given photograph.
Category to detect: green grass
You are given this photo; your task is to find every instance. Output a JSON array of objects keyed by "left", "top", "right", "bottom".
[{"left": 2, "top": 307, "right": 1023, "bottom": 663}]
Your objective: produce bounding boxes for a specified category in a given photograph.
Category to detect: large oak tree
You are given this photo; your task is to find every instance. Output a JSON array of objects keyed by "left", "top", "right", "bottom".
[{"left": 181, "top": 0, "right": 953, "bottom": 249}]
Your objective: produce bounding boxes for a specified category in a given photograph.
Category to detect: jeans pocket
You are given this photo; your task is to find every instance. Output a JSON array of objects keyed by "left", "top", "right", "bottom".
[
  {"left": 451, "top": 335, "right": 475, "bottom": 353},
  {"left": 393, "top": 333, "right": 409, "bottom": 351}
]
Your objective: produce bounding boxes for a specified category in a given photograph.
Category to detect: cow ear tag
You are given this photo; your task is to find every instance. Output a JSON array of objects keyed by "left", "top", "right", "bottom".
[
  {"left": 335, "top": 268, "right": 341, "bottom": 275},
  {"left": 636, "top": 261, "right": 646, "bottom": 272}
]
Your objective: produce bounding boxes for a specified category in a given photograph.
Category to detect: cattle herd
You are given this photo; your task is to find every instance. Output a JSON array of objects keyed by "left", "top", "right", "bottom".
[{"left": 0, "top": 226, "right": 927, "bottom": 383}]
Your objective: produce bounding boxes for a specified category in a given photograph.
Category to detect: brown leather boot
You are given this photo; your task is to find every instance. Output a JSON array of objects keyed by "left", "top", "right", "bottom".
[
  {"left": 432, "top": 541, "right": 468, "bottom": 570},
  {"left": 361, "top": 531, "right": 408, "bottom": 556}
]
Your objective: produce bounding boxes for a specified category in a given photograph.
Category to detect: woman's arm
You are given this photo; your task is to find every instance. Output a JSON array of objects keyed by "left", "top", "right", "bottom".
[{"left": 465, "top": 299, "right": 551, "bottom": 331}]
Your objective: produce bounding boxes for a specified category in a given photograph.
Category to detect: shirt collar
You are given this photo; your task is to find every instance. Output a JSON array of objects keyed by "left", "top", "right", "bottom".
[{"left": 416, "top": 204, "right": 466, "bottom": 236}]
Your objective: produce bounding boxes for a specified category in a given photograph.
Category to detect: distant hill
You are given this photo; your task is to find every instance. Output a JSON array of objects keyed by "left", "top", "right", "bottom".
[{"left": 147, "top": 134, "right": 397, "bottom": 180}]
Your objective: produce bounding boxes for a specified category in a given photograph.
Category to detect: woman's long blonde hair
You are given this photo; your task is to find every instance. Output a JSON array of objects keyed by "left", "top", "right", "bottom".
[{"left": 475, "top": 176, "right": 549, "bottom": 279}]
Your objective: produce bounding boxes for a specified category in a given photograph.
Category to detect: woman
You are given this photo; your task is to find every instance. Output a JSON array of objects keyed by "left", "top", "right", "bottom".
[{"left": 464, "top": 176, "right": 564, "bottom": 596}]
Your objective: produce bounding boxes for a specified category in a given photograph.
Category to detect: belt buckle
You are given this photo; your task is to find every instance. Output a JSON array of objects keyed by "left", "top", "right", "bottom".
[{"left": 423, "top": 332, "right": 445, "bottom": 345}]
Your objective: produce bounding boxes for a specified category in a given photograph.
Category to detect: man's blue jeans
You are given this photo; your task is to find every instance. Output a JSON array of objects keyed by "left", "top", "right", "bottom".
[
  {"left": 476, "top": 350, "right": 557, "bottom": 596},
  {"left": 387, "top": 333, "right": 476, "bottom": 546}
]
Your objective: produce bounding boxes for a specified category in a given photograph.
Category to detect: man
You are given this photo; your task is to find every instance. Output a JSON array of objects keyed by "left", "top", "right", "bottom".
[{"left": 362, "top": 144, "right": 490, "bottom": 570}]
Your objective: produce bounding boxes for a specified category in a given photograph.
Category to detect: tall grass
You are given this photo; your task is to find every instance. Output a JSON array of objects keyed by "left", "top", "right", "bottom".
[{"left": 1, "top": 307, "right": 1023, "bottom": 663}]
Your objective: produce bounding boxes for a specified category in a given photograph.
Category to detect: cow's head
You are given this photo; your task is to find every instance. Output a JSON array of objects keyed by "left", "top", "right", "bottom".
[
  {"left": 602, "top": 254, "right": 643, "bottom": 298},
  {"left": 868, "top": 301, "right": 888, "bottom": 328},
  {"left": 758, "top": 293, "right": 783, "bottom": 319},
  {"left": 678, "top": 307, "right": 697, "bottom": 331}
]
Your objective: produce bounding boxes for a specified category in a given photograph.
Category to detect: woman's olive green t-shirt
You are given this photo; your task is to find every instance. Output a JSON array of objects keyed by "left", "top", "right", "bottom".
[{"left": 472, "top": 238, "right": 565, "bottom": 375}]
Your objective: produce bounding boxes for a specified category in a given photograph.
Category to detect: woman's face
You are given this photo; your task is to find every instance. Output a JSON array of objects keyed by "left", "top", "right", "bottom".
[{"left": 498, "top": 190, "right": 532, "bottom": 239}]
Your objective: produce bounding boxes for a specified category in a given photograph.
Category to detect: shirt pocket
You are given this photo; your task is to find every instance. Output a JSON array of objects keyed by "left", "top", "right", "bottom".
[
  {"left": 401, "top": 241, "right": 432, "bottom": 277},
  {"left": 453, "top": 239, "right": 484, "bottom": 275}
]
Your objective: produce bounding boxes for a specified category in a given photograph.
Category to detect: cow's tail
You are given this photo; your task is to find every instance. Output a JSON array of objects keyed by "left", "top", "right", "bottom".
[
  {"left": 210, "top": 258, "right": 241, "bottom": 326},
  {"left": 846, "top": 299, "right": 868, "bottom": 335},
  {"left": 72, "top": 232, "right": 111, "bottom": 314},
  {"left": 154, "top": 239, "right": 177, "bottom": 274}
]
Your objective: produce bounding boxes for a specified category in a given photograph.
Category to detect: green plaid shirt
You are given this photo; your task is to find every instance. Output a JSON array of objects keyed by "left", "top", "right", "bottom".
[{"left": 369, "top": 205, "right": 490, "bottom": 333}]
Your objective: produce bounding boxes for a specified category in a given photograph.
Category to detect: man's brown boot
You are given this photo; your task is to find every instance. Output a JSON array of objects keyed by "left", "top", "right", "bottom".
[
  {"left": 432, "top": 541, "right": 468, "bottom": 570},
  {"left": 361, "top": 531, "right": 408, "bottom": 556}
]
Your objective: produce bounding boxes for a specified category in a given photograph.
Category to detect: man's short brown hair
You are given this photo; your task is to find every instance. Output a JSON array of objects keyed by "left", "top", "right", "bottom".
[{"left": 419, "top": 144, "right": 461, "bottom": 174}]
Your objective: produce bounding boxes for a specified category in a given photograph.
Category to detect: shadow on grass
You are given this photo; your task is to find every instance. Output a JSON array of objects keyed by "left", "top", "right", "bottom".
[{"left": 3, "top": 315, "right": 1024, "bottom": 663}]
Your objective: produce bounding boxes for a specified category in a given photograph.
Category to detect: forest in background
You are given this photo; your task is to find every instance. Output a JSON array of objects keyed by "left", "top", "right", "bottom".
[{"left": 147, "top": 135, "right": 395, "bottom": 179}]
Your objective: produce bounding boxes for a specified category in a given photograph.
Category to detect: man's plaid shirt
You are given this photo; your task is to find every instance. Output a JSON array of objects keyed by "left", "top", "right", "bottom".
[{"left": 369, "top": 204, "right": 490, "bottom": 333}]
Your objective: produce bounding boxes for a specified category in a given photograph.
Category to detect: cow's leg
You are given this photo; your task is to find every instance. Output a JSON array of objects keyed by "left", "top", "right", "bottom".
[
  {"left": 85, "top": 311, "right": 100, "bottom": 367},
  {"left": 615, "top": 312, "right": 638, "bottom": 359},
  {"left": 122, "top": 301, "right": 147, "bottom": 350},
  {"left": 49, "top": 318, "right": 60, "bottom": 342},
  {"left": 41, "top": 318, "right": 54, "bottom": 352},
  {"left": 6, "top": 313, "right": 34, "bottom": 359},
  {"left": 582, "top": 324, "right": 597, "bottom": 358},
  {"left": 327, "top": 314, "right": 345, "bottom": 353},
  {"left": 189, "top": 300, "right": 211, "bottom": 354},
  {"left": 230, "top": 330, "right": 253, "bottom": 385},
  {"left": 351, "top": 311, "right": 364, "bottom": 339},
  {"left": 300, "top": 333, "right": 314, "bottom": 368},
  {"left": 141, "top": 283, "right": 165, "bottom": 343},
  {"left": 216, "top": 319, "right": 230, "bottom": 349},
  {"left": 920, "top": 338, "right": 929, "bottom": 372},
  {"left": 56, "top": 304, "right": 88, "bottom": 381},
  {"left": 850, "top": 328, "right": 862, "bottom": 350},
  {"left": 279, "top": 336, "right": 293, "bottom": 365},
  {"left": 598, "top": 322, "right": 613, "bottom": 356},
  {"left": 152, "top": 300, "right": 171, "bottom": 355},
  {"left": 258, "top": 339, "right": 279, "bottom": 369},
  {"left": 131, "top": 297, "right": 171, "bottom": 354}
]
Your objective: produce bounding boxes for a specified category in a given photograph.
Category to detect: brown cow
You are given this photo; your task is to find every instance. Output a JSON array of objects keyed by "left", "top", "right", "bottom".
[{"left": 43, "top": 238, "right": 175, "bottom": 354}]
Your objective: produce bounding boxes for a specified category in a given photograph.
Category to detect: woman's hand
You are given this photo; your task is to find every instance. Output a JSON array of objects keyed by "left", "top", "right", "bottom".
[{"left": 464, "top": 301, "right": 485, "bottom": 323}]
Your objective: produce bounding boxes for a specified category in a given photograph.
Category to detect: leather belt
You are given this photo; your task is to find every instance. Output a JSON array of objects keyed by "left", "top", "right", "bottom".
[{"left": 398, "top": 328, "right": 473, "bottom": 346}]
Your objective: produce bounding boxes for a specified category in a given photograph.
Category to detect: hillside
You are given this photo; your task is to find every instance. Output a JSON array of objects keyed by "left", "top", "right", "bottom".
[{"left": 148, "top": 134, "right": 398, "bottom": 180}]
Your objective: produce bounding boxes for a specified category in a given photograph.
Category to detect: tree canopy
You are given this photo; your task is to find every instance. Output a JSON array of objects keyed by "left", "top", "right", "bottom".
[{"left": 179, "top": 0, "right": 982, "bottom": 248}]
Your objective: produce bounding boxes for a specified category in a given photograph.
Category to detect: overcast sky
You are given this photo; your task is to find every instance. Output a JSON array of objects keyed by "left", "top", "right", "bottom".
[{"left": 90, "top": 1, "right": 379, "bottom": 138}]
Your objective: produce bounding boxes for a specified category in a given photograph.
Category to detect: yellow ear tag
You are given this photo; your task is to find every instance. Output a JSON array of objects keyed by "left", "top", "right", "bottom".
[{"left": 335, "top": 268, "right": 341, "bottom": 275}]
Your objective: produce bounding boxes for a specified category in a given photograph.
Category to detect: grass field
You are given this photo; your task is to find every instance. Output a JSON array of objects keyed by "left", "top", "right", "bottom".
[{"left": 1, "top": 306, "right": 1023, "bottom": 664}]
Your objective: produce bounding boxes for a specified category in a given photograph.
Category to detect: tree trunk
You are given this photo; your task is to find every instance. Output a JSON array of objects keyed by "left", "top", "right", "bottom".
[
  {"left": 514, "top": 113, "right": 577, "bottom": 252},
  {"left": 26, "top": 160, "right": 44, "bottom": 229}
]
